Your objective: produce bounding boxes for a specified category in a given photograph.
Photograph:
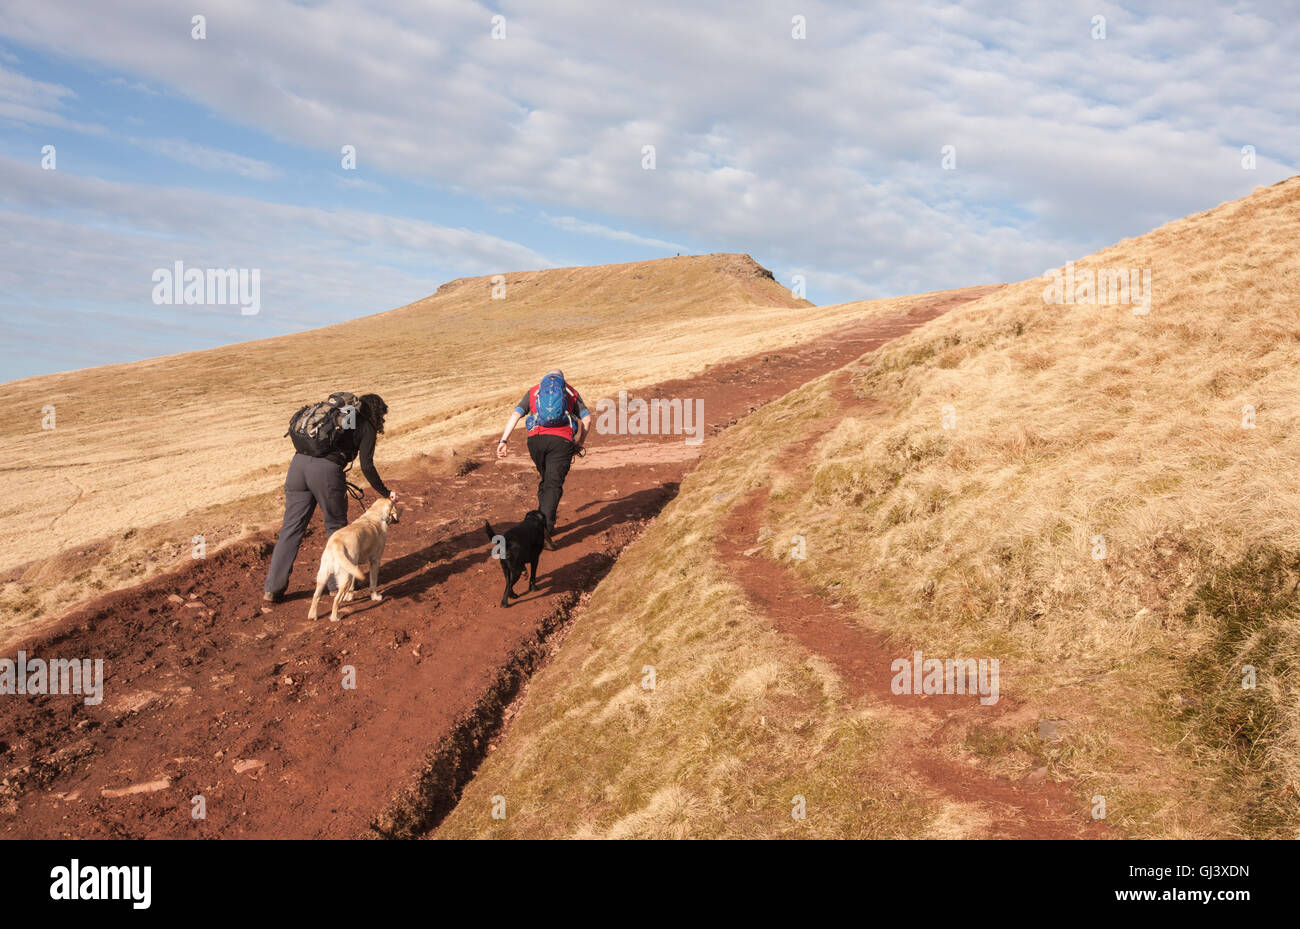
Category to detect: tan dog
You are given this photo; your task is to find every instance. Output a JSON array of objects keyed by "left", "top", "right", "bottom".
[{"left": 308, "top": 496, "right": 400, "bottom": 621}]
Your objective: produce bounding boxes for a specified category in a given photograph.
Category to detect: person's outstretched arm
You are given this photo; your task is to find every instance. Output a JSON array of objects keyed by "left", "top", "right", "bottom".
[
  {"left": 572, "top": 390, "right": 592, "bottom": 449},
  {"left": 497, "top": 390, "right": 530, "bottom": 458},
  {"left": 358, "top": 419, "right": 394, "bottom": 498}
]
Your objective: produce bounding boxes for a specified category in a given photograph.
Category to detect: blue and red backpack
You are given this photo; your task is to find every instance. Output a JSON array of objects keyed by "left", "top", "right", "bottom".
[{"left": 534, "top": 373, "right": 570, "bottom": 428}]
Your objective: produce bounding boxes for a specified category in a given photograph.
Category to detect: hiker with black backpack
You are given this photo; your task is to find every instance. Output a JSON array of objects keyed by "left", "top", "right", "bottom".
[
  {"left": 496, "top": 369, "right": 591, "bottom": 550},
  {"left": 263, "top": 392, "right": 395, "bottom": 606}
]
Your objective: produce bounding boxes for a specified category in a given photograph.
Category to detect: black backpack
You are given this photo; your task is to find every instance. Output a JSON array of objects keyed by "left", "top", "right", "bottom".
[{"left": 286, "top": 392, "right": 362, "bottom": 457}]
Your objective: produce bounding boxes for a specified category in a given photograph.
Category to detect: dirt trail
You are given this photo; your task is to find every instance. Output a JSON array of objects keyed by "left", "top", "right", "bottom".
[
  {"left": 0, "top": 286, "right": 998, "bottom": 839},
  {"left": 715, "top": 370, "right": 1106, "bottom": 839}
]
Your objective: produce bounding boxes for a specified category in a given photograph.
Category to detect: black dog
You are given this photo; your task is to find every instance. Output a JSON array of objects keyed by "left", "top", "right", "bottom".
[{"left": 484, "top": 510, "right": 546, "bottom": 607}]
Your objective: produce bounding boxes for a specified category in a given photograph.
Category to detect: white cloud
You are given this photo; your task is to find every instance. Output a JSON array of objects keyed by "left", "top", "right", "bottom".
[
  {"left": 0, "top": 0, "right": 1297, "bottom": 305},
  {"left": 0, "top": 154, "right": 553, "bottom": 376},
  {"left": 129, "top": 136, "right": 281, "bottom": 180},
  {"left": 0, "top": 62, "right": 105, "bottom": 134},
  {"left": 107, "top": 75, "right": 159, "bottom": 95},
  {"left": 334, "top": 174, "right": 388, "bottom": 195},
  {"left": 542, "top": 213, "right": 685, "bottom": 253}
]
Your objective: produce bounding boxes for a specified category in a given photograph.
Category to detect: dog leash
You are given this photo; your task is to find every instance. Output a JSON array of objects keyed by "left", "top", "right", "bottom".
[{"left": 339, "top": 456, "right": 365, "bottom": 503}]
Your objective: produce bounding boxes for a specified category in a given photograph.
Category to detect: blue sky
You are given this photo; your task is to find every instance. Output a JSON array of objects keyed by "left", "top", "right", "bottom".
[{"left": 1, "top": 0, "right": 1297, "bottom": 381}]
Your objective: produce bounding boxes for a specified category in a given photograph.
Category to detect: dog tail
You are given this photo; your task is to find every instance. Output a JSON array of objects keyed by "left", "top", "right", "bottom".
[
  {"left": 484, "top": 520, "right": 497, "bottom": 542},
  {"left": 335, "top": 551, "right": 368, "bottom": 582}
]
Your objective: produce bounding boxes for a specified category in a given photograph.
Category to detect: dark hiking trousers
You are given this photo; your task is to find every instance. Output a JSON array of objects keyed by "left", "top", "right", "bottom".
[
  {"left": 527, "top": 434, "right": 575, "bottom": 532},
  {"left": 265, "top": 453, "right": 349, "bottom": 597}
]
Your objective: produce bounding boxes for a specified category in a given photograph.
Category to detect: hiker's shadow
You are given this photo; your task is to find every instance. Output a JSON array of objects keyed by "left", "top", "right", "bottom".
[
  {"left": 556, "top": 483, "right": 679, "bottom": 548},
  {"left": 381, "top": 483, "right": 680, "bottom": 600}
]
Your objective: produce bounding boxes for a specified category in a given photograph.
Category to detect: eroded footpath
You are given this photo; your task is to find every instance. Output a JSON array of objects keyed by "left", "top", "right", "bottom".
[{"left": 1, "top": 287, "right": 996, "bottom": 838}]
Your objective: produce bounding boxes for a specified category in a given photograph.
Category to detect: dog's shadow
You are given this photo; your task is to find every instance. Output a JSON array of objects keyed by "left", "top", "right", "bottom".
[
  {"left": 497, "top": 549, "right": 620, "bottom": 606},
  {"left": 334, "top": 596, "right": 387, "bottom": 620},
  {"left": 381, "top": 484, "right": 679, "bottom": 602},
  {"left": 279, "top": 523, "right": 488, "bottom": 606},
  {"left": 378, "top": 523, "right": 505, "bottom": 600},
  {"left": 282, "top": 587, "right": 382, "bottom": 605}
]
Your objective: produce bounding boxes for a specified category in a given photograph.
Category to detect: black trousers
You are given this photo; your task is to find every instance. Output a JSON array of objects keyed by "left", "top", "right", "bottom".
[
  {"left": 527, "top": 434, "right": 575, "bottom": 532},
  {"left": 265, "top": 453, "right": 349, "bottom": 596}
]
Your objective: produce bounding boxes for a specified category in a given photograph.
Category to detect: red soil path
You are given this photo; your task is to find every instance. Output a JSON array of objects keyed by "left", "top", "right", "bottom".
[
  {"left": 715, "top": 369, "right": 1107, "bottom": 838},
  {"left": 719, "top": 487, "right": 1106, "bottom": 839},
  {"left": 0, "top": 286, "right": 997, "bottom": 839}
]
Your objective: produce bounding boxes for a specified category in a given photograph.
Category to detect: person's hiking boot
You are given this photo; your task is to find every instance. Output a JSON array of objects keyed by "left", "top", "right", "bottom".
[
  {"left": 263, "top": 591, "right": 283, "bottom": 605},
  {"left": 544, "top": 525, "right": 559, "bottom": 550}
]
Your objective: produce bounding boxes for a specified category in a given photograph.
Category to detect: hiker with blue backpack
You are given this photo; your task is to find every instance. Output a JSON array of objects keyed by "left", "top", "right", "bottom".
[{"left": 496, "top": 370, "right": 591, "bottom": 550}]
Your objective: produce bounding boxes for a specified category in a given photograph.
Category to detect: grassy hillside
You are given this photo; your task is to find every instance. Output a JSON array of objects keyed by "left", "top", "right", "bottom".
[
  {"left": 435, "top": 373, "right": 957, "bottom": 838},
  {"left": 438, "top": 178, "right": 1300, "bottom": 838},
  {"left": 2, "top": 254, "right": 943, "bottom": 646}
]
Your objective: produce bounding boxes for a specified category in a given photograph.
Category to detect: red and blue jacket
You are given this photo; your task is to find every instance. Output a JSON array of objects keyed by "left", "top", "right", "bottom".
[{"left": 515, "top": 383, "right": 589, "bottom": 440}]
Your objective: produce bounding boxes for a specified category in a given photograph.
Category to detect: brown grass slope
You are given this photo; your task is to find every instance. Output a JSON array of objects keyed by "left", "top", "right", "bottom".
[
  {"left": 438, "top": 178, "right": 1300, "bottom": 838},
  {"left": 3, "top": 253, "right": 946, "bottom": 647}
]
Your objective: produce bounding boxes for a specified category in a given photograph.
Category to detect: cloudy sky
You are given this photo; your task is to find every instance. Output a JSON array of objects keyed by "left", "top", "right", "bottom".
[{"left": 1, "top": 0, "right": 1296, "bottom": 380}]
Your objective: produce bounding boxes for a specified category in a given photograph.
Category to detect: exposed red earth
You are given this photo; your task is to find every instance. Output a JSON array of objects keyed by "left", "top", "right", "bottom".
[
  {"left": 719, "top": 485, "right": 1105, "bottom": 839},
  {"left": 1, "top": 286, "right": 1001, "bottom": 839},
  {"left": 715, "top": 363, "right": 1105, "bottom": 838}
]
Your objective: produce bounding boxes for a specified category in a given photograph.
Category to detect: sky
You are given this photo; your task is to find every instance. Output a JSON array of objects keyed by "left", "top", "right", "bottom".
[{"left": 1, "top": 0, "right": 1297, "bottom": 380}]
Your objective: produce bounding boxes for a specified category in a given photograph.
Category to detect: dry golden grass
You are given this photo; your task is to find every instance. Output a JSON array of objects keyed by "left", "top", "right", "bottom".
[
  {"left": 439, "top": 177, "right": 1300, "bottom": 838},
  {"left": 768, "top": 176, "right": 1300, "bottom": 837},
  {"left": 2, "top": 253, "right": 932, "bottom": 647},
  {"left": 437, "top": 376, "right": 943, "bottom": 838}
]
